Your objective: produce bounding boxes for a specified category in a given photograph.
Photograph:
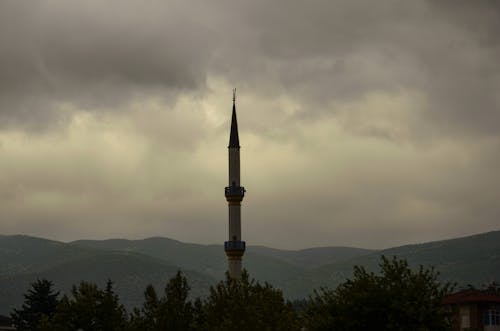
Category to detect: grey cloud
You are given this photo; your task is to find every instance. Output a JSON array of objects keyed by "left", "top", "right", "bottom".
[
  {"left": 208, "top": 0, "right": 500, "bottom": 139},
  {"left": 0, "top": 1, "right": 214, "bottom": 128},
  {"left": 242, "top": 137, "right": 500, "bottom": 248},
  {"left": 2, "top": 0, "right": 499, "bottom": 137},
  {"left": 1, "top": 0, "right": 500, "bottom": 248}
]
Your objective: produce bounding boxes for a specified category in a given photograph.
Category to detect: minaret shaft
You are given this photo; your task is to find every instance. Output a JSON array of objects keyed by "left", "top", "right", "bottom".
[
  {"left": 228, "top": 148, "right": 240, "bottom": 187},
  {"left": 228, "top": 203, "right": 241, "bottom": 240},
  {"left": 228, "top": 260, "right": 242, "bottom": 279}
]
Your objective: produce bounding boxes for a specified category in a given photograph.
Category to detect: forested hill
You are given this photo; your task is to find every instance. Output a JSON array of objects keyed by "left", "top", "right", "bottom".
[
  {"left": 307, "top": 230, "right": 500, "bottom": 291},
  {"left": 1, "top": 230, "right": 499, "bottom": 314}
]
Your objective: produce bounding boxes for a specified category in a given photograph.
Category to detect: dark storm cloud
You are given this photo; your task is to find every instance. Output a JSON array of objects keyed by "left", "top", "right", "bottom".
[
  {"left": 1, "top": 0, "right": 499, "bottom": 137},
  {"left": 0, "top": 1, "right": 213, "bottom": 128},
  {"left": 211, "top": 0, "right": 500, "bottom": 139}
]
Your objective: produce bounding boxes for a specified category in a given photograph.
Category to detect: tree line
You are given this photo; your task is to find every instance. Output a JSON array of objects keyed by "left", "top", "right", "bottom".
[{"left": 11, "top": 256, "right": 455, "bottom": 331}]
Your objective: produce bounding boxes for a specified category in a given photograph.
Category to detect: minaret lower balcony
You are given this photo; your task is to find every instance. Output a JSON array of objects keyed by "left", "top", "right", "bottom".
[
  {"left": 225, "top": 186, "right": 245, "bottom": 201},
  {"left": 224, "top": 240, "right": 246, "bottom": 251},
  {"left": 224, "top": 240, "right": 246, "bottom": 258}
]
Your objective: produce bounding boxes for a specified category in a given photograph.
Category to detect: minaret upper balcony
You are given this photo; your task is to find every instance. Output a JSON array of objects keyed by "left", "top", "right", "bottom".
[{"left": 225, "top": 185, "right": 245, "bottom": 200}]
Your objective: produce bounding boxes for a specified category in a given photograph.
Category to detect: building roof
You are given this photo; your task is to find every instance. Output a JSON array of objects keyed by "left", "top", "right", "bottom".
[
  {"left": 228, "top": 94, "right": 240, "bottom": 148},
  {"left": 0, "top": 315, "right": 14, "bottom": 330},
  {"left": 443, "top": 289, "right": 500, "bottom": 305}
]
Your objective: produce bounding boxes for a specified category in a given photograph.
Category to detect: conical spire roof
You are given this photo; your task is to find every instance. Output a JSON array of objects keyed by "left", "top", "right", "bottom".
[{"left": 229, "top": 90, "right": 240, "bottom": 148}]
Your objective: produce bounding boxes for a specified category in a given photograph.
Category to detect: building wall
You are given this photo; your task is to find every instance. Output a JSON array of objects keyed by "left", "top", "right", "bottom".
[{"left": 451, "top": 303, "right": 500, "bottom": 331}]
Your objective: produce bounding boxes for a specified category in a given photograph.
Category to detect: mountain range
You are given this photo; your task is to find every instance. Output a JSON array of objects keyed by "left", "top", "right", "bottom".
[{"left": 1, "top": 230, "right": 499, "bottom": 315}]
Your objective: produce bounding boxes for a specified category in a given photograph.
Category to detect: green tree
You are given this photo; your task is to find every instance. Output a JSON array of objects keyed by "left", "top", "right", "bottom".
[
  {"left": 47, "top": 280, "right": 127, "bottom": 331},
  {"left": 485, "top": 281, "right": 500, "bottom": 293},
  {"left": 201, "top": 270, "right": 299, "bottom": 331},
  {"left": 11, "top": 279, "right": 60, "bottom": 331},
  {"left": 303, "top": 256, "right": 454, "bottom": 331},
  {"left": 100, "top": 280, "right": 128, "bottom": 330},
  {"left": 128, "top": 285, "right": 159, "bottom": 330},
  {"left": 128, "top": 271, "right": 194, "bottom": 331}
]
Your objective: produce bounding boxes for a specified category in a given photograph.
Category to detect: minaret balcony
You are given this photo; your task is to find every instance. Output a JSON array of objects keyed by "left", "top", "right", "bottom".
[
  {"left": 224, "top": 240, "right": 246, "bottom": 252},
  {"left": 225, "top": 186, "right": 246, "bottom": 198}
]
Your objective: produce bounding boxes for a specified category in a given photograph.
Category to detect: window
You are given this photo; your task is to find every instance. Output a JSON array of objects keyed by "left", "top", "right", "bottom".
[
  {"left": 484, "top": 306, "right": 500, "bottom": 326},
  {"left": 460, "top": 306, "right": 470, "bottom": 329},
  {"left": 461, "top": 314, "right": 470, "bottom": 329}
]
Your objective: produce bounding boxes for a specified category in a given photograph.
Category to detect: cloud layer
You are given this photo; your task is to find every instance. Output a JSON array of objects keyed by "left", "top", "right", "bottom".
[{"left": 0, "top": 0, "right": 499, "bottom": 248}]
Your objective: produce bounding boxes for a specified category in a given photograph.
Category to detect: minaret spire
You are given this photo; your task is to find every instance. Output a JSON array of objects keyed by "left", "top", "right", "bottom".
[
  {"left": 229, "top": 88, "right": 240, "bottom": 148},
  {"left": 224, "top": 89, "right": 246, "bottom": 279}
]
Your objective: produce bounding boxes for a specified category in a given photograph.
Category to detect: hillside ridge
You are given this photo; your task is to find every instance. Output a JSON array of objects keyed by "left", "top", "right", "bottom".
[{"left": 1, "top": 229, "right": 499, "bottom": 315}]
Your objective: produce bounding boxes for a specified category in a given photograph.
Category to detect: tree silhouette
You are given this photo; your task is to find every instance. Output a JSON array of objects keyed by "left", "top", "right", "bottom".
[
  {"left": 201, "top": 270, "right": 299, "bottom": 331},
  {"left": 47, "top": 280, "right": 127, "bottom": 331},
  {"left": 128, "top": 271, "right": 194, "bottom": 331},
  {"left": 11, "top": 279, "right": 59, "bottom": 331},
  {"left": 303, "top": 256, "right": 454, "bottom": 331}
]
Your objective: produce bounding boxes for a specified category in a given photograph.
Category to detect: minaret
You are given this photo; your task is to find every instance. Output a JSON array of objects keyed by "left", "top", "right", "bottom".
[{"left": 224, "top": 89, "right": 246, "bottom": 279}]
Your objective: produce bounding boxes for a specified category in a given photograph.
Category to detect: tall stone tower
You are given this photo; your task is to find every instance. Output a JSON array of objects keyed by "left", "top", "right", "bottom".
[{"left": 224, "top": 89, "right": 246, "bottom": 279}]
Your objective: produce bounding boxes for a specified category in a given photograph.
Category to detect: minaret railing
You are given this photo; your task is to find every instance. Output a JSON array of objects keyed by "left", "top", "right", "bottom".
[
  {"left": 225, "top": 186, "right": 246, "bottom": 197},
  {"left": 224, "top": 240, "right": 246, "bottom": 251}
]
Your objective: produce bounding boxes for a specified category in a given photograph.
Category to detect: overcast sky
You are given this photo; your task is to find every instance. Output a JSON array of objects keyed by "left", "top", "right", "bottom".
[{"left": 0, "top": 0, "right": 499, "bottom": 249}]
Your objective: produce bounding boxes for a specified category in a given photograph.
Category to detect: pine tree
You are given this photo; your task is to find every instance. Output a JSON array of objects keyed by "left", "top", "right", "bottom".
[
  {"left": 128, "top": 285, "right": 159, "bottom": 330},
  {"left": 159, "top": 271, "right": 194, "bottom": 330},
  {"left": 128, "top": 271, "right": 194, "bottom": 331},
  {"left": 99, "top": 280, "right": 128, "bottom": 330},
  {"left": 11, "top": 279, "right": 59, "bottom": 331},
  {"left": 47, "top": 280, "right": 127, "bottom": 331}
]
